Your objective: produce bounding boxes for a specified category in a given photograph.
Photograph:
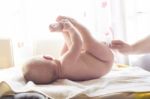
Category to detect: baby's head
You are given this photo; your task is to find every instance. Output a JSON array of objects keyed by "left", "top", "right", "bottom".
[{"left": 22, "top": 56, "right": 60, "bottom": 84}]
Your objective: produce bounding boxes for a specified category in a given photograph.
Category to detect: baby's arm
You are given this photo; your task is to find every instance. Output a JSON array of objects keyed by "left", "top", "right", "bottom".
[
  {"left": 49, "top": 20, "right": 82, "bottom": 65},
  {"left": 60, "top": 20, "right": 82, "bottom": 65},
  {"left": 49, "top": 23, "right": 70, "bottom": 56},
  {"left": 60, "top": 43, "right": 68, "bottom": 56}
]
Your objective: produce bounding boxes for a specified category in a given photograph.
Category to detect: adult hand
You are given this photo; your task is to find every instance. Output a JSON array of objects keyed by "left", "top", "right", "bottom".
[{"left": 110, "top": 40, "right": 133, "bottom": 55}]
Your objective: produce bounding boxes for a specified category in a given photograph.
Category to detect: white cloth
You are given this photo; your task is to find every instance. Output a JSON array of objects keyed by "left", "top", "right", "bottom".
[{"left": 0, "top": 66, "right": 150, "bottom": 99}]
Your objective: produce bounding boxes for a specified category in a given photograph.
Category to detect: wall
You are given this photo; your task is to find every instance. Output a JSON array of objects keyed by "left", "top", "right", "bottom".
[
  {"left": 12, "top": 37, "right": 64, "bottom": 66},
  {"left": 33, "top": 37, "right": 64, "bottom": 59}
]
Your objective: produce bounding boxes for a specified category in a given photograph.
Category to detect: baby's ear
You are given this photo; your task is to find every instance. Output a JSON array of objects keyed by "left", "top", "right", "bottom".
[{"left": 43, "top": 55, "right": 53, "bottom": 60}]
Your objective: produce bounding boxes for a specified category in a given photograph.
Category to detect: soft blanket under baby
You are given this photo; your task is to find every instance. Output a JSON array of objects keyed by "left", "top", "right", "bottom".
[{"left": 0, "top": 66, "right": 150, "bottom": 99}]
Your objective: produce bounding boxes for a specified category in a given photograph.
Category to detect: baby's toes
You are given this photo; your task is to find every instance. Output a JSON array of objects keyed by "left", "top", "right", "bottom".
[
  {"left": 49, "top": 24, "right": 56, "bottom": 32},
  {"left": 56, "top": 16, "right": 68, "bottom": 22},
  {"left": 49, "top": 23, "right": 63, "bottom": 32}
]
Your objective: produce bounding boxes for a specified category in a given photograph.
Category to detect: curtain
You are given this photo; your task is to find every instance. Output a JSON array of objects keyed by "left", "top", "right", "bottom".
[{"left": 1, "top": 0, "right": 134, "bottom": 66}]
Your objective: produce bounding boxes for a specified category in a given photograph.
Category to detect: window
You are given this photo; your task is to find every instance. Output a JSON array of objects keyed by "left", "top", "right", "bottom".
[
  {"left": 1, "top": 0, "right": 107, "bottom": 66},
  {"left": 0, "top": 0, "right": 99, "bottom": 39},
  {"left": 124, "top": 0, "right": 150, "bottom": 65},
  {"left": 124, "top": 0, "right": 150, "bottom": 43}
]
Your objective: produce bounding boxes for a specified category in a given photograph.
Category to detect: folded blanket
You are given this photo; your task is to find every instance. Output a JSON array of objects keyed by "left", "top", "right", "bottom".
[{"left": 0, "top": 66, "right": 150, "bottom": 99}]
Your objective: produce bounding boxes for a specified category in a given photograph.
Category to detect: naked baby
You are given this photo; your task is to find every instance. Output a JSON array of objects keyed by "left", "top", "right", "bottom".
[{"left": 22, "top": 16, "right": 114, "bottom": 84}]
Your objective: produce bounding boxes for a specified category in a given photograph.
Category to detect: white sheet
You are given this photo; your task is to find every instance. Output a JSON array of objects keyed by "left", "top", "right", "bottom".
[{"left": 0, "top": 66, "right": 150, "bottom": 99}]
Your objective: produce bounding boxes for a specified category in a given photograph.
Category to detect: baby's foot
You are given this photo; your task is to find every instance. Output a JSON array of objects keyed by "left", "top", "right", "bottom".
[
  {"left": 56, "top": 16, "right": 76, "bottom": 25},
  {"left": 59, "top": 19, "right": 75, "bottom": 32},
  {"left": 49, "top": 23, "right": 63, "bottom": 32},
  {"left": 56, "top": 16, "right": 68, "bottom": 22},
  {"left": 56, "top": 16, "right": 81, "bottom": 29}
]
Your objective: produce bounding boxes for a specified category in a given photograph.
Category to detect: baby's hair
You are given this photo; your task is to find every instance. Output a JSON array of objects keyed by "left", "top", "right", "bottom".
[{"left": 22, "top": 57, "right": 58, "bottom": 84}]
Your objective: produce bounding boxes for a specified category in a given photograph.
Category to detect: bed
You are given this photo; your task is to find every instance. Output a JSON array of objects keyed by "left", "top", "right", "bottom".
[{"left": 0, "top": 65, "right": 150, "bottom": 99}]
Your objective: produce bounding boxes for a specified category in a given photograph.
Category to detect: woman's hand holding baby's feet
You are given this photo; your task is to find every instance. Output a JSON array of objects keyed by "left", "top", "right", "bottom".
[{"left": 49, "top": 23, "right": 63, "bottom": 32}]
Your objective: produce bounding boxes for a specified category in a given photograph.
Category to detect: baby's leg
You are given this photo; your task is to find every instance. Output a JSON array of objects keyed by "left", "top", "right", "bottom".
[
  {"left": 59, "top": 19, "right": 82, "bottom": 64},
  {"left": 49, "top": 22, "right": 73, "bottom": 56},
  {"left": 60, "top": 32, "right": 72, "bottom": 56},
  {"left": 60, "top": 19, "right": 82, "bottom": 51},
  {"left": 57, "top": 16, "right": 113, "bottom": 63},
  {"left": 60, "top": 43, "right": 68, "bottom": 56},
  {"left": 56, "top": 16, "right": 93, "bottom": 48},
  {"left": 50, "top": 19, "right": 82, "bottom": 65}
]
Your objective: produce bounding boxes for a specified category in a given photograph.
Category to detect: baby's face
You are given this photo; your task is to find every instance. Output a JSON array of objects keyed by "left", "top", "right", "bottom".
[{"left": 23, "top": 56, "right": 59, "bottom": 84}]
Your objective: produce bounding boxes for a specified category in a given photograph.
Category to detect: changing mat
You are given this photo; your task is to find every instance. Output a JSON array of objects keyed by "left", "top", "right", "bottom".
[{"left": 0, "top": 66, "right": 150, "bottom": 99}]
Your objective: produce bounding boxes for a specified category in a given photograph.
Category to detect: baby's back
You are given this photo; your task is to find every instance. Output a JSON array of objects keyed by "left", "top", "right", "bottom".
[{"left": 61, "top": 51, "right": 112, "bottom": 81}]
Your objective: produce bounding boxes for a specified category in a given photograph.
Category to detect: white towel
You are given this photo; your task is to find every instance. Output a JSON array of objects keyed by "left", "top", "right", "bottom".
[{"left": 0, "top": 66, "right": 150, "bottom": 99}]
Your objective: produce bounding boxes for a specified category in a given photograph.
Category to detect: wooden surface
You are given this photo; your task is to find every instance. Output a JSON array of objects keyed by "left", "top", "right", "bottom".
[{"left": 0, "top": 38, "right": 13, "bottom": 68}]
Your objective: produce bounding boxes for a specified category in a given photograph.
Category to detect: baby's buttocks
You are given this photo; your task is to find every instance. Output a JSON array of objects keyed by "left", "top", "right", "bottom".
[{"left": 61, "top": 52, "right": 111, "bottom": 81}]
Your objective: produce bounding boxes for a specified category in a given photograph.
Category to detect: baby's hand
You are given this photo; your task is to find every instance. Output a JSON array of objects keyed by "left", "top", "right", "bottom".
[
  {"left": 59, "top": 19, "right": 75, "bottom": 32},
  {"left": 49, "top": 23, "right": 63, "bottom": 32}
]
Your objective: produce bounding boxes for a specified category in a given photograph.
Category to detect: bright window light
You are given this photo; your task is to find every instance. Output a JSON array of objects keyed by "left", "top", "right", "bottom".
[{"left": 0, "top": 0, "right": 98, "bottom": 40}]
